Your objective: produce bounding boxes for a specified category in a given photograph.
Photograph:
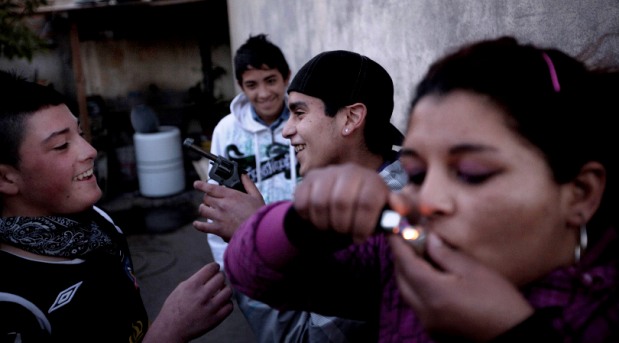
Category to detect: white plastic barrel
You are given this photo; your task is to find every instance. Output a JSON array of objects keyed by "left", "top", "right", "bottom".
[{"left": 133, "top": 125, "right": 185, "bottom": 197}]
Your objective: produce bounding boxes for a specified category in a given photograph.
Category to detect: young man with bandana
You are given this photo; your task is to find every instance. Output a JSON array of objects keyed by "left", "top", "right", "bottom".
[{"left": 0, "top": 70, "right": 233, "bottom": 342}]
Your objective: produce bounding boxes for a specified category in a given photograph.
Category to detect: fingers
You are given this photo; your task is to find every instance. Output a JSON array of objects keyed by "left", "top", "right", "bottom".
[
  {"left": 191, "top": 263, "right": 233, "bottom": 302},
  {"left": 206, "top": 294, "right": 234, "bottom": 333},
  {"left": 209, "top": 300, "right": 234, "bottom": 328},
  {"left": 350, "top": 174, "right": 389, "bottom": 242},
  {"left": 293, "top": 168, "right": 320, "bottom": 226},
  {"left": 197, "top": 203, "right": 222, "bottom": 222},
  {"left": 391, "top": 233, "right": 454, "bottom": 283},
  {"left": 195, "top": 179, "right": 263, "bottom": 213},
  {"left": 191, "top": 264, "right": 234, "bottom": 336},
  {"left": 390, "top": 233, "right": 459, "bottom": 306},
  {"left": 294, "top": 164, "right": 391, "bottom": 240},
  {"left": 186, "top": 262, "right": 231, "bottom": 298},
  {"left": 191, "top": 262, "right": 222, "bottom": 283},
  {"left": 150, "top": 262, "right": 234, "bottom": 342},
  {"left": 193, "top": 204, "right": 226, "bottom": 236},
  {"left": 208, "top": 282, "right": 233, "bottom": 308},
  {"left": 193, "top": 180, "right": 214, "bottom": 194},
  {"left": 306, "top": 170, "right": 338, "bottom": 230},
  {"left": 389, "top": 234, "right": 433, "bottom": 308},
  {"left": 329, "top": 169, "right": 386, "bottom": 242},
  {"left": 241, "top": 173, "right": 263, "bottom": 199},
  {"left": 390, "top": 233, "right": 535, "bottom": 339},
  {"left": 193, "top": 180, "right": 230, "bottom": 199},
  {"left": 329, "top": 170, "right": 364, "bottom": 236},
  {"left": 194, "top": 180, "right": 262, "bottom": 241},
  {"left": 192, "top": 218, "right": 222, "bottom": 235},
  {"left": 424, "top": 232, "right": 475, "bottom": 276}
]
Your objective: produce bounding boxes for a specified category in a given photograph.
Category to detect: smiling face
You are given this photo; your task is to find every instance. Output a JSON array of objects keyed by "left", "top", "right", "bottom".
[
  {"left": 283, "top": 92, "right": 347, "bottom": 176},
  {"left": 3, "top": 104, "right": 101, "bottom": 216},
  {"left": 240, "top": 66, "right": 289, "bottom": 125},
  {"left": 399, "top": 90, "right": 577, "bottom": 286}
]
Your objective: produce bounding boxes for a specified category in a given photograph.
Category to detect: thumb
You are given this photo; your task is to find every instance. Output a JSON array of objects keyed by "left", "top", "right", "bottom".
[{"left": 241, "top": 173, "right": 263, "bottom": 198}]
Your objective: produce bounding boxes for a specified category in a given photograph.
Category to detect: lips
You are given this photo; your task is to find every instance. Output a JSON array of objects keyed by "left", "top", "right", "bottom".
[
  {"left": 258, "top": 98, "right": 278, "bottom": 110},
  {"left": 74, "top": 168, "right": 94, "bottom": 181},
  {"left": 294, "top": 144, "right": 306, "bottom": 153}
]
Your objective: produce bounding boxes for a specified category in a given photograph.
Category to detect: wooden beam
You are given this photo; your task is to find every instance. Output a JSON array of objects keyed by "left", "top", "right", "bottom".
[
  {"left": 69, "top": 20, "right": 91, "bottom": 142},
  {"left": 37, "top": 0, "right": 207, "bottom": 14}
]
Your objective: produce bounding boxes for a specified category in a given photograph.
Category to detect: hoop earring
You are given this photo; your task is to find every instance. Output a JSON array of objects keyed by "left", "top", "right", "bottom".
[{"left": 574, "top": 224, "right": 588, "bottom": 263}]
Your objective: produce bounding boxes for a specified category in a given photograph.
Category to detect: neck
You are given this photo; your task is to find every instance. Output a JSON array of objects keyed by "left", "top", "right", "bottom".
[
  {"left": 257, "top": 102, "right": 285, "bottom": 126},
  {"left": 347, "top": 150, "right": 385, "bottom": 171},
  {"left": 0, "top": 243, "right": 73, "bottom": 262}
]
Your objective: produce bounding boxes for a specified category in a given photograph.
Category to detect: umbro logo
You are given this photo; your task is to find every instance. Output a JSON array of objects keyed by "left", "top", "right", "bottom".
[{"left": 49, "top": 281, "right": 83, "bottom": 313}]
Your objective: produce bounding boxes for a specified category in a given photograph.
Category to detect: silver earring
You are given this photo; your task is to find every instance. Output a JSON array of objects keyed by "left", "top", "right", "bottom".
[
  {"left": 574, "top": 224, "right": 588, "bottom": 263},
  {"left": 344, "top": 128, "right": 349, "bottom": 134}
]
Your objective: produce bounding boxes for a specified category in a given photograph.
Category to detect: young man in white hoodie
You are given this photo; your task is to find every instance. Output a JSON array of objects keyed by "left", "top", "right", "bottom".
[{"left": 193, "top": 34, "right": 297, "bottom": 267}]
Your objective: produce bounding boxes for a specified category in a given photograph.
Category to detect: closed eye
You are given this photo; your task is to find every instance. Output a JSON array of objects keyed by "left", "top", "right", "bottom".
[
  {"left": 456, "top": 171, "right": 498, "bottom": 184},
  {"left": 54, "top": 142, "right": 69, "bottom": 150}
]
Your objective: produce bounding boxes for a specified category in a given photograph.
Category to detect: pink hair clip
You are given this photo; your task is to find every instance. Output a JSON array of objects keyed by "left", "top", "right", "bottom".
[{"left": 542, "top": 52, "right": 561, "bottom": 93}]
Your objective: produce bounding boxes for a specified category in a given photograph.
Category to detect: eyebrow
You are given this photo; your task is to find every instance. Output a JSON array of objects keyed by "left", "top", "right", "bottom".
[
  {"left": 42, "top": 128, "right": 70, "bottom": 144},
  {"left": 243, "top": 72, "right": 279, "bottom": 84},
  {"left": 400, "top": 144, "right": 498, "bottom": 158},
  {"left": 288, "top": 101, "right": 308, "bottom": 111},
  {"left": 264, "top": 74, "right": 278, "bottom": 81}
]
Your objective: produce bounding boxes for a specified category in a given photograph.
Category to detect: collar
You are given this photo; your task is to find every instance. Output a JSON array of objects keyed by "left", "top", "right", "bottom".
[
  {"left": 378, "top": 150, "right": 400, "bottom": 172},
  {"left": 251, "top": 104, "right": 290, "bottom": 129}
]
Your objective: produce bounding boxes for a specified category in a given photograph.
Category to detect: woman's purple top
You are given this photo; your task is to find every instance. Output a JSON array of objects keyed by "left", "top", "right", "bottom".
[{"left": 225, "top": 201, "right": 619, "bottom": 342}]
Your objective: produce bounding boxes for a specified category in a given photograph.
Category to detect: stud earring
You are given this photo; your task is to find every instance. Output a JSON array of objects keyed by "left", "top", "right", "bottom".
[
  {"left": 344, "top": 128, "right": 349, "bottom": 134},
  {"left": 574, "top": 224, "right": 588, "bottom": 263}
]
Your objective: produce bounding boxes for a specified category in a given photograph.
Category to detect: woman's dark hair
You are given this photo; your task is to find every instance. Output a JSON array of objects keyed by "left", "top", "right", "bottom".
[{"left": 409, "top": 36, "right": 618, "bottom": 230}]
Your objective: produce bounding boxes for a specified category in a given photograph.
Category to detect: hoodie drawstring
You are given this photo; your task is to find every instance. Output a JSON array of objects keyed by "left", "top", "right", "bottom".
[{"left": 253, "top": 133, "right": 262, "bottom": 184}]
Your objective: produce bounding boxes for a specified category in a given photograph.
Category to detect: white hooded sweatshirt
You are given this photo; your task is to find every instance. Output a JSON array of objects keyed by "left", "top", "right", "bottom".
[{"left": 207, "top": 92, "right": 297, "bottom": 266}]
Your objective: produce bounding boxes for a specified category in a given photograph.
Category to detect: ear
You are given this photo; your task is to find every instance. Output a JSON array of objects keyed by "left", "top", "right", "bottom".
[
  {"left": 283, "top": 71, "right": 291, "bottom": 85},
  {"left": 564, "top": 161, "right": 606, "bottom": 226},
  {"left": 341, "top": 103, "right": 367, "bottom": 136},
  {"left": 0, "top": 164, "right": 19, "bottom": 195}
]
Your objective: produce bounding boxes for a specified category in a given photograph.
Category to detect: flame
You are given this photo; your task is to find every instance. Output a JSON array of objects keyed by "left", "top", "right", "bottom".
[{"left": 401, "top": 227, "right": 421, "bottom": 241}]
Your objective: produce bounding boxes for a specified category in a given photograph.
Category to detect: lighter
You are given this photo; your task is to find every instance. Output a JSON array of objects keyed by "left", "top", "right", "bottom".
[{"left": 378, "top": 209, "right": 427, "bottom": 255}]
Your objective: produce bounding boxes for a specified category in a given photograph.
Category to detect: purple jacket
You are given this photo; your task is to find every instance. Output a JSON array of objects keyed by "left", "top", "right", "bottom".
[{"left": 225, "top": 201, "right": 619, "bottom": 342}]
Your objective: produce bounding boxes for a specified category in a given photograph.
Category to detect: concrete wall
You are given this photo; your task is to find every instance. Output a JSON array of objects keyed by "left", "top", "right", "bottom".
[
  {"left": 3, "top": 0, "right": 618, "bottom": 133},
  {"left": 227, "top": 0, "right": 619, "bottom": 132}
]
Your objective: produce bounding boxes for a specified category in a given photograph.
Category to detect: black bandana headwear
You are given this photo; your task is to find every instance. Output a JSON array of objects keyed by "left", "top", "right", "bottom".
[
  {"left": 0, "top": 208, "right": 122, "bottom": 258},
  {"left": 287, "top": 50, "right": 404, "bottom": 146}
]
